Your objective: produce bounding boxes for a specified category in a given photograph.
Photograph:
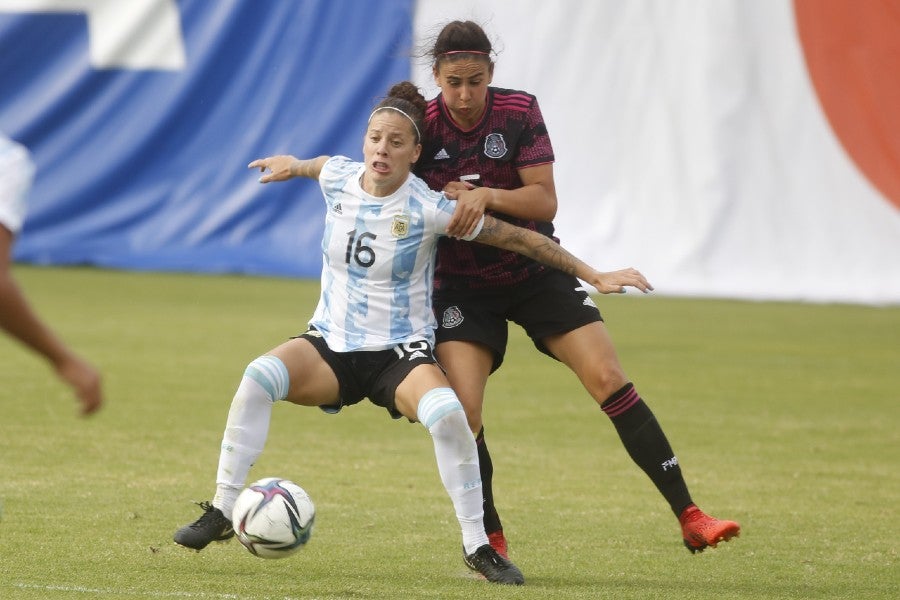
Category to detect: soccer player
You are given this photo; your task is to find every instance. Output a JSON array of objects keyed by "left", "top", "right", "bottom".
[
  {"left": 0, "top": 133, "right": 103, "bottom": 417},
  {"left": 413, "top": 20, "right": 740, "bottom": 556},
  {"left": 172, "top": 82, "right": 651, "bottom": 585}
]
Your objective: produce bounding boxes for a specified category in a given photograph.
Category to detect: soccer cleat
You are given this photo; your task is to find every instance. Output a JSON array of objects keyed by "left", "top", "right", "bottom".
[
  {"left": 464, "top": 544, "right": 525, "bottom": 585},
  {"left": 679, "top": 504, "right": 740, "bottom": 553},
  {"left": 173, "top": 501, "right": 234, "bottom": 550},
  {"left": 487, "top": 530, "right": 509, "bottom": 559}
]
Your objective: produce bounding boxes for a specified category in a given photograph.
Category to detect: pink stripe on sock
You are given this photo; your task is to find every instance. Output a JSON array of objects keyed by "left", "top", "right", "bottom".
[{"left": 602, "top": 386, "right": 641, "bottom": 418}]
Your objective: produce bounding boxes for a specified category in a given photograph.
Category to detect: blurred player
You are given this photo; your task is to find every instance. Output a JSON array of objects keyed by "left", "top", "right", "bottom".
[{"left": 0, "top": 133, "right": 103, "bottom": 416}]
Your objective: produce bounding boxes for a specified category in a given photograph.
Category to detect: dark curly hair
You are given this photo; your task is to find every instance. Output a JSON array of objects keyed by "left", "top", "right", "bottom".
[{"left": 371, "top": 81, "right": 427, "bottom": 143}]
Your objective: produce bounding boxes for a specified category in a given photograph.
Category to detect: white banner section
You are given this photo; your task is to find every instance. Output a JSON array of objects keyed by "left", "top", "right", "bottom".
[{"left": 413, "top": 1, "right": 900, "bottom": 305}]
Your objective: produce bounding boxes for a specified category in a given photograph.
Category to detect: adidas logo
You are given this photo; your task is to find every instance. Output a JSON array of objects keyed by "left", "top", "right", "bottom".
[
  {"left": 333, "top": 203, "right": 342, "bottom": 214},
  {"left": 576, "top": 286, "right": 598, "bottom": 308},
  {"left": 433, "top": 148, "right": 450, "bottom": 160}
]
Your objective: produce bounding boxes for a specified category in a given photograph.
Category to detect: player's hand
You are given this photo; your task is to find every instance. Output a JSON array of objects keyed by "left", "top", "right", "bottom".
[
  {"left": 55, "top": 354, "right": 103, "bottom": 416},
  {"left": 248, "top": 155, "right": 299, "bottom": 183},
  {"left": 586, "top": 268, "right": 654, "bottom": 295},
  {"left": 446, "top": 186, "right": 490, "bottom": 238},
  {"left": 442, "top": 181, "right": 471, "bottom": 197}
]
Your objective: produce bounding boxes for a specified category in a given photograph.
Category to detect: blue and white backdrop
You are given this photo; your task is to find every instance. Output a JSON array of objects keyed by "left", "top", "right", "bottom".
[{"left": 2, "top": 0, "right": 898, "bottom": 305}]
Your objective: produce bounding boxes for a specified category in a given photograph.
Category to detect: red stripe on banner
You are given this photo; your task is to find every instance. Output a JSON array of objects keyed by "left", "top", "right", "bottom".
[{"left": 794, "top": 0, "right": 900, "bottom": 211}]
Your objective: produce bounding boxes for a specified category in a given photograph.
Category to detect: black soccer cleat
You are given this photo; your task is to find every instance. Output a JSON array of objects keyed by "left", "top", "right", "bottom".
[
  {"left": 173, "top": 501, "right": 234, "bottom": 550},
  {"left": 464, "top": 544, "right": 525, "bottom": 585}
]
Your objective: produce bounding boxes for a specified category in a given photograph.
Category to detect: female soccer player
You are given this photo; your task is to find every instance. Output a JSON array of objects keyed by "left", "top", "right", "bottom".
[
  {"left": 413, "top": 20, "right": 740, "bottom": 556},
  {"left": 172, "top": 82, "right": 650, "bottom": 585}
]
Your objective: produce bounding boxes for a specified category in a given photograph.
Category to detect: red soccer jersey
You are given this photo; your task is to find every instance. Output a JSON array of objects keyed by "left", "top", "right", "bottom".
[{"left": 415, "top": 87, "right": 557, "bottom": 290}]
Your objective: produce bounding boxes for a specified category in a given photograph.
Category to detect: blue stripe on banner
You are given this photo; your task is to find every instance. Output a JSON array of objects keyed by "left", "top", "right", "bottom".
[{"left": 0, "top": 1, "right": 413, "bottom": 277}]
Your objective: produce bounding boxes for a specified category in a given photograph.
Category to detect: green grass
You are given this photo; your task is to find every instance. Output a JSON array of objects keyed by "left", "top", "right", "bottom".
[{"left": 1, "top": 266, "right": 897, "bottom": 599}]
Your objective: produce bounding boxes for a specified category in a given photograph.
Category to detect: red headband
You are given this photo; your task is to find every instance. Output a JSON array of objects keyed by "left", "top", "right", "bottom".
[{"left": 438, "top": 50, "right": 489, "bottom": 57}]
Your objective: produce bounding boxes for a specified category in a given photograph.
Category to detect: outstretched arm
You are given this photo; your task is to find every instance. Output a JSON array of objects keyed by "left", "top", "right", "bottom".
[
  {"left": 0, "top": 227, "right": 103, "bottom": 415},
  {"left": 248, "top": 155, "right": 330, "bottom": 183},
  {"left": 473, "top": 216, "right": 653, "bottom": 294}
]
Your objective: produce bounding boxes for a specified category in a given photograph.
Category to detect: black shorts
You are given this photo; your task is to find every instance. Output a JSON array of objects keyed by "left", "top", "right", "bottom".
[
  {"left": 433, "top": 269, "right": 603, "bottom": 372},
  {"left": 298, "top": 329, "right": 439, "bottom": 420}
]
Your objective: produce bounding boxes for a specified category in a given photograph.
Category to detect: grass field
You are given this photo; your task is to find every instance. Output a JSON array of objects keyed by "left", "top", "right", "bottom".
[{"left": 1, "top": 266, "right": 897, "bottom": 599}]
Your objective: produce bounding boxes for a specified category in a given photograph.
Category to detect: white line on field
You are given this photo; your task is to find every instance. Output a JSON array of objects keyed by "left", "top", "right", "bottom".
[{"left": 11, "top": 583, "right": 302, "bottom": 600}]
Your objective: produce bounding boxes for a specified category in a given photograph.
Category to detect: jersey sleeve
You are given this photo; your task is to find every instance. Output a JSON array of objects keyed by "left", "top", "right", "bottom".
[
  {"left": 0, "top": 136, "right": 35, "bottom": 234},
  {"left": 318, "top": 155, "right": 359, "bottom": 208},
  {"left": 514, "top": 95, "right": 554, "bottom": 168}
]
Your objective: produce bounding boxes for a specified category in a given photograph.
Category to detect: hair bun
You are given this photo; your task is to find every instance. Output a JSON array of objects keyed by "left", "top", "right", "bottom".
[{"left": 387, "top": 81, "right": 427, "bottom": 114}]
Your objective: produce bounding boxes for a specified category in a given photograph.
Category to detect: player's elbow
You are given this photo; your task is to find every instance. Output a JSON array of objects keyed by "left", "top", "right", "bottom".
[
  {"left": 535, "top": 179, "right": 558, "bottom": 220},
  {"left": 542, "top": 197, "right": 558, "bottom": 221}
]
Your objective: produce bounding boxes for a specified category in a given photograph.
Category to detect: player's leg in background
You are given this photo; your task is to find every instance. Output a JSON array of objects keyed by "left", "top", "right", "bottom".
[{"left": 544, "top": 321, "right": 740, "bottom": 552}]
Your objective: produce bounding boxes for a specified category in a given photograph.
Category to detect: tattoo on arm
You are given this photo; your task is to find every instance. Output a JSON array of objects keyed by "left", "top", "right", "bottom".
[{"left": 476, "top": 217, "right": 581, "bottom": 276}]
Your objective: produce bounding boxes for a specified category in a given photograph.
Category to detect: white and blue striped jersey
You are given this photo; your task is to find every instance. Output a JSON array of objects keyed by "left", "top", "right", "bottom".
[
  {"left": 309, "top": 156, "right": 482, "bottom": 352},
  {"left": 0, "top": 135, "right": 35, "bottom": 235}
]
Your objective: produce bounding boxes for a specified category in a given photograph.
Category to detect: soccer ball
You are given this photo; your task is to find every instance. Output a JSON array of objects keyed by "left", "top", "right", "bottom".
[{"left": 232, "top": 477, "right": 315, "bottom": 558}]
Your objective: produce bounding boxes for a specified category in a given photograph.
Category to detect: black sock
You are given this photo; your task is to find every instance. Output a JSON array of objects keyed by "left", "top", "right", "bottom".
[
  {"left": 601, "top": 383, "right": 693, "bottom": 516},
  {"left": 476, "top": 427, "right": 503, "bottom": 534}
]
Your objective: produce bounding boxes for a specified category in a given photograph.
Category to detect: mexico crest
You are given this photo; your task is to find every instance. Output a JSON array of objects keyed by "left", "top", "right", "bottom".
[
  {"left": 441, "top": 305, "right": 464, "bottom": 329},
  {"left": 484, "top": 133, "right": 508, "bottom": 159}
]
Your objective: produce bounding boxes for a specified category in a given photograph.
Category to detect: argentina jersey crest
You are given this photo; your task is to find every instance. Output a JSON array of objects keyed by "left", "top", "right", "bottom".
[{"left": 391, "top": 213, "right": 411, "bottom": 238}]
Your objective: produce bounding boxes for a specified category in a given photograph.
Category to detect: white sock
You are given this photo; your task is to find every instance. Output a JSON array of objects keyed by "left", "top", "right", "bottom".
[
  {"left": 212, "top": 355, "right": 289, "bottom": 519},
  {"left": 417, "top": 387, "right": 489, "bottom": 555}
]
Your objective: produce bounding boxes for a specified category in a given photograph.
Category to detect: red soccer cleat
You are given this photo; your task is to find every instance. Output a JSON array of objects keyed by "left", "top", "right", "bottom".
[
  {"left": 487, "top": 530, "right": 509, "bottom": 559},
  {"left": 679, "top": 504, "right": 740, "bottom": 553}
]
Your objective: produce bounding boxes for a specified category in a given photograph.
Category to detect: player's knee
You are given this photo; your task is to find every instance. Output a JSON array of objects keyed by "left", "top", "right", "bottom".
[
  {"left": 243, "top": 355, "right": 290, "bottom": 402},
  {"left": 416, "top": 387, "right": 465, "bottom": 434},
  {"left": 582, "top": 363, "right": 628, "bottom": 404}
]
